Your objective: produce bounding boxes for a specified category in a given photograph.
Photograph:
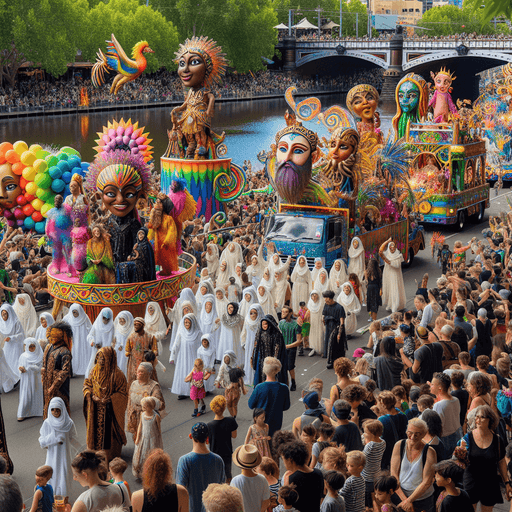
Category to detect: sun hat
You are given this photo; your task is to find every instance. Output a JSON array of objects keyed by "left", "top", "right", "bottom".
[
  {"left": 232, "top": 444, "right": 262, "bottom": 469},
  {"left": 416, "top": 325, "right": 429, "bottom": 340}
]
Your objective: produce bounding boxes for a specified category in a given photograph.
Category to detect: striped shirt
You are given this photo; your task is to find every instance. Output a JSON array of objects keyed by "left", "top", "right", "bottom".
[
  {"left": 339, "top": 475, "right": 365, "bottom": 512},
  {"left": 361, "top": 440, "right": 386, "bottom": 482}
]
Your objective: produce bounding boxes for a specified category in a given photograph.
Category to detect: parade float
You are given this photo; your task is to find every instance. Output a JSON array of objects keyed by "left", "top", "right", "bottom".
[
  {"left": 261, "top": 85, "right": 425, "bottom": 269},
  {"left": 396, "top": 71, "right": 490, "bottom": 231}
]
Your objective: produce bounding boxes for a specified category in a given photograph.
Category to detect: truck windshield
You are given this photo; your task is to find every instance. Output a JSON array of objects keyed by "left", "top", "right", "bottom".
[{"left": 266, "top": 215, "right": 324, "bottom": 243}]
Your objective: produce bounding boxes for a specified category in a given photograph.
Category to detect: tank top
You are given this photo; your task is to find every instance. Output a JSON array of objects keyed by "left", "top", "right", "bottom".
[
  {"left": 142, "top": 484, "right": 178, "bottom": 512},
  {"left": 399, "top": 444, "right": 434, "bottom": 501},
  {"left": 36, "top": 484, "right": 54, "bottom": 512}
]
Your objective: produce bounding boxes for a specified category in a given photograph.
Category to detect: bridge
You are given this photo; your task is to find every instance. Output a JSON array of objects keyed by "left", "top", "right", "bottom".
[{"left": 276, "top": 33, "right": 512, "bottom": 99}]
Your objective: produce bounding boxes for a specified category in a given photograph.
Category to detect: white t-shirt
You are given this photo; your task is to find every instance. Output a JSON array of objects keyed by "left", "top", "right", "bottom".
[
  {"left": 77, "top": 483, "right": 130, "bottom": 512},
  {"left": 231, "top": 474, "right": 270, "bottom": 512},
  {"left": 433, "top": 397, "right": 461, "bottom": 437}
]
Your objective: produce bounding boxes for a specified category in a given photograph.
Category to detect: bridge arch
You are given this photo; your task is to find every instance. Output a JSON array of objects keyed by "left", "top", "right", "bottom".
[{"left": 295, "top": 50, "right": 389, "bottom": 70}]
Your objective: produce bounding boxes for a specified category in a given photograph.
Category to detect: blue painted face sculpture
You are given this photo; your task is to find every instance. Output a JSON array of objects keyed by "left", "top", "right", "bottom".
[{"left": 398, "top": 81, "right": 420, "bottom": 113}]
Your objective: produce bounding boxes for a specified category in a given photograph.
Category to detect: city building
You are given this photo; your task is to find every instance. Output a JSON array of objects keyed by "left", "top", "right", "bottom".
[{"left": 369, "top": 0, "right": 423, "bottom": 25}]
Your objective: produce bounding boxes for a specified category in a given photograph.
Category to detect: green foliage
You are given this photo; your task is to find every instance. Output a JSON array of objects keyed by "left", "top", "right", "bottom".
[
  {"left": 417, "top": 5, "right": 510, "bottom": 36},
  {"left": 464, "top": 0, "right": 512, "bottom": 24}
]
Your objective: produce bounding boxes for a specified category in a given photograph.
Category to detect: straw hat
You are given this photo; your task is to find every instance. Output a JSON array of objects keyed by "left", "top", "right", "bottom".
[{"left": 232, "top": 444, "right": 262, "bottom": 469}]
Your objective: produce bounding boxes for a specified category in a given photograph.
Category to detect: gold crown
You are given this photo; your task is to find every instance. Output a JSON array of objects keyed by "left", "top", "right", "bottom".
[
  {"left": 434, "top": 67, "right": 456, "bottom": 82},
  {"left": 275, "top": 123, "right": 319, "bottom": 152}
]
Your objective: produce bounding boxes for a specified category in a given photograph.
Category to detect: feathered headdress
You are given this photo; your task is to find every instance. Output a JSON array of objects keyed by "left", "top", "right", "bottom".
[
  {"left": 433, "top": 67, "right": 456, "bottom": 82},
  {"left": 174, "top": 36, "right": 227, "bottom": 89}
]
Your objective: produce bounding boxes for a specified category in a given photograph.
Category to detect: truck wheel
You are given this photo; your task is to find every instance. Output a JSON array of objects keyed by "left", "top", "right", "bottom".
[
  {"left": 403, "top": 248, "right": 415, "bottom": 268},
  {"left": 471, "top": 202, "right": 485, "bottom": 224},
  {"left": 455, "top": 210, "right": 466, "bottom": 231}
]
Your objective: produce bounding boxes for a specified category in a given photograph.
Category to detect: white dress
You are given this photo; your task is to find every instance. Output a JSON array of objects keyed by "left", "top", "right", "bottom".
[
  {"left": 170, "top": 313, "right": 203, "bottom": 396},
  {"left": 217, "top": 308, "right": 244, "bottom": 366},
  {"left": 382, "top": 247, "right": 406, "bottom": 312},
  {"left": 220, "top": 242, "right": 243, "bottom": 279},
  {"left": 85, "top": 308, "right": 114, "bottom": 377},
  {"left": 246, "top": 244, "right": 265, "bottom": 288},
  {"left": 114, "top": 311, "right": 134, "bottom": 375},
  {"left": 239, "top": 286, "right": 258, "bottom": 324},
  {"left": 214, "top": 288, "right": 230, "bottom": 320},
  {"left": 17, "top": 338, "right": 43, "bottom": 418},
  {"left": 0, "top": 304, "right": 25, "bottom": 376},
  {"left": 199, "top": 294, "right": 220, "bottom": 353},
  {"left": 0, "top": 346, "right": 18, "bottom": 393},
  {"left": 241, "top": 304, "right": 264, "bottom": 385},
  {"left": 195, "top": 280, "right": 215, "bottom": 311},
  {"left": 63, "top": 304, "right": 92, "bottom": 376},
  {"left": 337, "top": 282, "right": 362, "bottom": 335},
  {"left": 216, "top": 261, "right": 231, "bottom": 290},
  {"left": 272, "top": 257, "right": 291, "bottom": 310},
  {"left": 348, "top": 237, "right": 366, "bottom": 300},
  {"left": 144, "top": 301, "right": 168, "bottom": 356},
  {"left": 257, "top": 286, "right": 278, "bottom": 322},
  {"left": 311, "top": 259, "right": 326, "bottom": 286},
  {"left": 13, "top": 293, "right": 38, "bottom": 338},
  {"left": 35, "top": 312, "right": 55, "bottom": 347},
  {"left": 291, "top": 256, "right": 313, "bottom": 313},
  {"left": 329, "top": 259, "right": 349, "bottom": 300},
  {"left": 308, "top": 291, "right": 325, "bottom": 353},
  {"left": 197, "top": 334, "right": 216, "bottom": 392},
  {"left": 260, "top": 267, "right": 275, "bottom": 293},
  {"left": 205, "top": 243, "right": 220, "bottom": 282},
  {"left": 169, "top": 288, "right": 197, "bottom": 352},
  {"left": 39, "top": 397, "right": 81, "bottom": 496}
]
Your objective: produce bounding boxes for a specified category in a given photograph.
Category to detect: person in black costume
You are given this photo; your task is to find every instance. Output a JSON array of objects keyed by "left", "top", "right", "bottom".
[{"left": 322, "top": 290, "right": 346, "bottom": 369}]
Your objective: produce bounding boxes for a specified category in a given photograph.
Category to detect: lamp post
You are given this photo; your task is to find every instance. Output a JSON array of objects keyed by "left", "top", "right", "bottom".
[{"left": 339, "top": 0, "right": 343, "bottom": 38}]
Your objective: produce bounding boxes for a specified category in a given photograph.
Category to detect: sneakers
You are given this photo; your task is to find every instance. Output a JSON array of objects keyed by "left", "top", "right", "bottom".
[
  {"left": 192, "top": 408, "right": 198, "bottom": 417},
  {"left": 308, "top": 349, "right": 315, "bottom": 357},
  {"left": 290, "top": 379, "right": 296, "bottom": 391}
]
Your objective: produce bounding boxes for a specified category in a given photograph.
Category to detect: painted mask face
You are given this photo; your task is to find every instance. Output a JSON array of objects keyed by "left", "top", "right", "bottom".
[
  {"left": 328, "top": 138, "right": 354, "bottom": 164},
  {"left": 216, "top": 290, "right": 224, "bottom": 299},
  {"left": 92, "top": 227, "right": 101, "bottom": 239},
  {"left": 312, "top": 293, "right": 319, "bottom": 302},
  {"left": 258, "top": 287, "right": 265, "bottom": 297},
  {"left": 102, "top": 184, "right": 139, "bottom": 218},
  {"left": 72, "top": 310, "right": 79, "bottom": 318},
  {"left": 276, "top": 133, "right": 311, "bottom": 167},
  {"left": 0, "top": 163, "right": 21, "bottom": 209},
  {"left": 351, "top": 91, "right": 378, "bottom": 121},
  {"left": 70, "top": 180, "right": 79, "bottom": 195},
  {"left": 178, "top": 52, "right": 207, "bottom": 89},
  {"left": 434, "top": 74, "right": 451, "bottom": 94},
  {"left": 353, "top": 240, "right": 359, "bottom": 249},
  {"left": 227, "top": 304, "right": 234, "bottom": 315},
  {"left": 398, "top": 81, "right": 420, "bottom": 113}
]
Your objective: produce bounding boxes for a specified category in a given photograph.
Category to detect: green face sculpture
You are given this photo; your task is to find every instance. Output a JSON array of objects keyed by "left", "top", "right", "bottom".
[{"left": 398, "top": 81, "right": 420, "bottom": 113}]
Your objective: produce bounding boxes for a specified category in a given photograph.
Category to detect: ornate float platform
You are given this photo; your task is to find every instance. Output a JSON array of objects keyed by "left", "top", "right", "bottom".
[
  {"left": 160, "top": 156, "right": 245, "bottom": 220},
  {"left": 48, "top": 254, "right": 196, "bottom": 321}
]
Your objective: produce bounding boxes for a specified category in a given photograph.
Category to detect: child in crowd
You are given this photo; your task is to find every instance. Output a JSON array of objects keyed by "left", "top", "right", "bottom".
[
  {"left": 450, "top": 371, "right": 469, "bottom": 428},
  {"left": 434, "top": 460, "right": 473, "bottom": 512},
  {"left": 225, "top": 367, "right": 246, "bottom": 418},
  {"left": 417, "top": 394, "right": 434, "bottom": 416},
  {"left": 215, "top": 350, "right": 237, "bottom": 389},
  {"left": 368, "top": 321, "right": 383, "bottom": 356},
  {"left": 185, "top": 358, "right": 211, "bottom": 417},
  {"left": 109, "top": 457, "right": 132, "bottom": 500},
  {"left": 362, "top": 420, "right": 386, "bottom": 509},
  {"left": 373, "top": 473, "right": 398, "bottom": 512},
  {"left": 405, "top": 387, "right": 421, "bottom": 420},
  {"left": 340, "top": 451, "right": 366, "bottom": 512},
  {"left": 321, "top": 470, "right": 346, "bottom": 512},
  {"left": 311, "top": 423, "right": 335, "bottom": 469},
  {"left": 364, "top": 379, "right": 378, "bottom": 409},
  {"left": 256, "top": 457, "right": 281, "bottom": 510},
  {"left": 132, "top": 396, "right": 163, "bottom": 479},
  {"left": 391, "top": 385, "right": 409, "bottom": 413},
  {"left": 332, "top": 400, "right": 363, "bottom": 452},
  {"left": 300, "top": 424, "right": 317, "bottom": 465},
  {"left": 319, "top": 447, "right": 347, "bottom": 473},
  {"left": 28, "top": 465, "right": 54, "bottom": 512},
  {"left": 296, "top": 301, "right": 310, "bottom": 356},
  {"left": 275, "top": 484, "right": 300, "bottom": 512},
  {"left": 245, "top": 408, "right": 272, "bottom": 459}
]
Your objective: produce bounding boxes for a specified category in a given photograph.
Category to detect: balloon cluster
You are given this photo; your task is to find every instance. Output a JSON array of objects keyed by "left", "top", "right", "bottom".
[{"left": 0, "top": 141, "right": 89, "bottom": 233}]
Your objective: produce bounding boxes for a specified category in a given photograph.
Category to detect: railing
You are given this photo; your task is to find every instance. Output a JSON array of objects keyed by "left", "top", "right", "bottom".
[{"left": 295, "top": 40, "right": 390, "bottom": 49}]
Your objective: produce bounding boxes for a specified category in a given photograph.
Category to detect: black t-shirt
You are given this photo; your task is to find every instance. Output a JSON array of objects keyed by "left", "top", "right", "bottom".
[
  {"left": 451, "top": 388, "right": 469, "bottom": 427},
  {"left": 413, "top": 342, "right": 443, "bottom": 383},
  {"left": 357, "top": 403, "right": 378, "bottom": 424},
  {"left": 289, "top": 468, "right": 324, "bottom": 512},
  {"left": 207, "top": 417, "right": 238, "bottom": 459},
  {"left": 332, "top": 422, "right": 363, "bottom": 452},
  {"left": 479, "top": 270, "right": 492, "bottom": 284},
  {"left": 475, "top": 318, "right": 493, "bottom": 357},
  {"left": 440, "top": 489, "right": 473, "bottom": 512}
]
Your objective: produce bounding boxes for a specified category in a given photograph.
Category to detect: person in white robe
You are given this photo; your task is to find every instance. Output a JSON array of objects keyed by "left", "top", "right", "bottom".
[
  {"left": 307, "top": 290, "right": 325, "bottom": 356},
  {"left": 205, "top": 243, "right": 220, "bottom": 282},
  {"left": 239, "top": 286, "right": 258, "bottom": 322},
  {"left": 220, "top": 241, "right": 243, "bottom": 278},
  {"left": 273, "top": 256, "right": 291, "bottom": 311},
  {"left": 170, "top": 313, "right": 203, "bottom": 397},
  {"left": 314, "top": 269, "right": 330, "bottom": 295},
  {"left": 216, "top": 260, "right": 230, "bottom": 290},
  {"left": 0, "top": 304, "right": 25, "bottom": 376},
  {"left": 62, "top": 304, "right": 91, "bottom": 376},
  {"left": 241, "top": 304, "right": 264, "bottom": 385},
  {"left": 267, "top": 252, "right": 283, "bottom": 278},
  {"left": 0, "top": 344, "right": 18, "bottom": 393},
  {"left": 380, "top": 238, "right": 406, "bottom": 313},
  {"left": 348, "top": 237, "right": 366, "bottom": 301},
  {"left": 35, "top": 312, "right": 54, "bottom": 350},
  {"left": 215, "top": 350, "right": 237, "bottom": 388},
  {"left": 291, "top": 255, "right": 312, "bottom": 314},
  {"left": 39, "top": 397, "right": 80, "bottom": 497},
  {"left": 144, "top": 302, "right": 167, "bottom": 353},
  {"left": 311, "top": 258, "right": 325, "bottom": 285},
  {"left": 227, "top": 277, "right": 242, "bottom": 303},
  {"left": 197, "top": 333, "right": 216, "bottom": 392},
  {"left": 337, "top": 282, "right": 361, "bottom": 336},
  {"left": 168, "top": 288, "right": 198, "bottom": 351},
  {"left": 113, "top": 311, "right": 134, "bottom": 375},
  {"left": 214, "top": 287, "right": 229, "bottom": 319},
  {"left": 13, "top": 293, "right": 38, "bottom": 338},
  {"left": 17, "top": 338, "right": 43, "bottom": 420},
  {"left": 195, "top": 279, "right": 215, "bottom": 311},
  {"left": 260, "top": 267, "right": 275, "bottom": 293},
  {"left": 246, "top": 249, "right": 264, "bottom": 288},
  {"left": 257, "top": 285, "right": 278, "bottom": 322},
  {"left": 217, "top": 302, "right": 244, "bottom": 365},
  {"left": 329, "top": 259, "right": 349, "bottom": 300},
  {"left": 85, "top": 308, "right": 114, "bottom": 377}
]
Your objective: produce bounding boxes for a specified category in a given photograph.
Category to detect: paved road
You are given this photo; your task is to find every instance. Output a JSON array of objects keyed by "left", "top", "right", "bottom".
[{"left": 5, "top": 186, "right": 512, "bottom": 508}]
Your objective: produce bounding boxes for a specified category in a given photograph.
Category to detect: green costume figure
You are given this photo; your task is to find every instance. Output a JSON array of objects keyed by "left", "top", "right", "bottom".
[{"left": 81, "top": 224, "right": 115, "bottom": 285}]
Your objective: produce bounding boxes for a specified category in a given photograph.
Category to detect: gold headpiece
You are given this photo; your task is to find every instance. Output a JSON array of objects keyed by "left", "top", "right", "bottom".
[
  {"left": 346, "top": 84, "right": 379, "bottom": 115},
  {"left": 174, "top": 36, "right": 227, "bottom": 89},
  {"left": 275, "top": 123, "right": 319, "bottom": 152},
  {"left": 433, "top": 67, "right": 456, "bottom": 82}
]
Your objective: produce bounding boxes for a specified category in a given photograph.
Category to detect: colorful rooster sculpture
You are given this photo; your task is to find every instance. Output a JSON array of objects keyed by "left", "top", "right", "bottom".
[{"left": 92, "top": 34, "right": 154, "bottom": 95}]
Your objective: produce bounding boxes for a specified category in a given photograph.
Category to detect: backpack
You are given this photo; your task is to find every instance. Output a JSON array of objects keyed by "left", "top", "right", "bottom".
[
  {"left": 497, "top": 390, "right": 512, "bottom": 421},
  {"left": 438, "top": 338, "right": 461, "bottom": 370}
]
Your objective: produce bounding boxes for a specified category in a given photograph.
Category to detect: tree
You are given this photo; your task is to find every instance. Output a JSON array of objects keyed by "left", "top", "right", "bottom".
[{"left": 464, "top": 0, "right": 512, "bottom": 24}]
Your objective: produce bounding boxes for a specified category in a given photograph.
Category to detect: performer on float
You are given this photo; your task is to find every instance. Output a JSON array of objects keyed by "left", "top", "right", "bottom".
[
  {"left": 17, "top": 338, "right": 43, "bottom": 421},
  {"left": 123, "top": 227, "right": 156, "bottom": 283},
  {"left": 241, "top": 304, "right": 264, "bottom": 386},
  {"left": 379, "top": 238, "right": 406, "bottom": 313},
  {"left": 42, "top": 322, "right": 73, "bottom": 419},
  {"left": 85, "top": 308, "right": 115, "bottom": 377},
  {"left": 81, "top": 224, "right": 115, "bottom": 285},
  {"left": 83, "top": 346, "right": 128, "bottom": 461},
  {"left": 337, "top": 282, "right": 361, "bottom": 336},
  {"left": 63, "top": 304, "right": 91, "bottom": 376},
  {"left": 392, "top": 73, "right": 429, "bottom": 139},
  {"left": 70, "top": 218, "right": 90, "bottom": 275},
  {"left": 429, "top": 68, "right": 458, "bottom": 123},
  {"left": 113, "top": 311, "right": 134, "bottom": 375},
  {"left": 13, "top": 293, "right": 38, "bottom": 338},
  {"left": 329, "top": 259, "right": 349, "bottom": 300},
  {"left": 0, "top": 303, "right": 25, "bottom": 376},
  {"left": 64, "top": 174, "right": 89, "bottom": 222},
  {"left": 125, "top": 318, "right": 158, "bottom": 388},
  {"left": 169, "top": 36, "right": 228, "bottom": 159},
  {"left": 45, "top": 195, "right": 72, "bottom": 275},
  {"left": 346, "top": 84, "right": 383, "bottom": 144}
]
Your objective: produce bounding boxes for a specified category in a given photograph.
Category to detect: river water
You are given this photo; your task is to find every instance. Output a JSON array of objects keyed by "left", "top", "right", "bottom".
[{"left": 0, "top": 93, "right": 396, "bottom": 166}]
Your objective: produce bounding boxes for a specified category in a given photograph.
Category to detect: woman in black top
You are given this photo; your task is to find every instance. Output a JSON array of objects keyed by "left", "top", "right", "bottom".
[
  {"left": 282, "top": 440, "right": 324, "bottom": 512},
  {"left": 365, "top": 257, "right": 382, "bottom": 322},
  {"left": 131, "top": 449, "right": 189, "bottom": 512}
]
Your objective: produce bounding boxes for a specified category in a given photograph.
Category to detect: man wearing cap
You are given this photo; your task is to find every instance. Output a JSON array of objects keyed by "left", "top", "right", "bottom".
[
  {"left": 230, "top": 445, "right": 271, "bottom": 512},
  {"left": 176, "top": 422, "right": 225, "bottom": 512},
  {"left": 411, "top": 325, "right": 443, "bottom": 384},
  {"left": 125, "top": 316, "right": 158, "bottom": 387}
]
